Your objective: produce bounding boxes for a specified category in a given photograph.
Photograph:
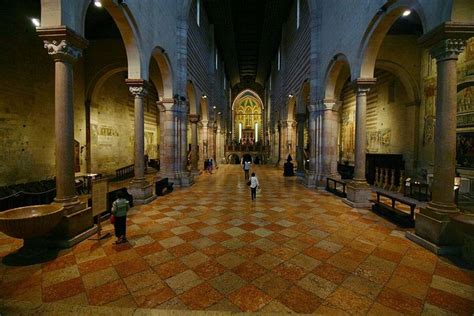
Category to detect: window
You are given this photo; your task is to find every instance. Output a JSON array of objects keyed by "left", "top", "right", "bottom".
[
  {"left": 277, "top": 47, "right": 281, "bottom": 71},
  {"left": 296, "top": 0, "right": 300, "bottom": 29},
  {"left": 215, "top": 48, "right": 218, "bottom": 70},
  {"left": 269, "top": 76, "right": 272, "bottom": 91},
  {"left": 197, "top": 0, "right": 200, "bottom": 26},
  {"left": 224, "top": 76, "right": 226, "bottom": 90}
]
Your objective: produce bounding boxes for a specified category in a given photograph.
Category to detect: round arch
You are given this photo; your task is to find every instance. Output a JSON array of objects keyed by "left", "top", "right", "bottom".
[
  {"left": 375, "top": 59, "right": 420, "bottom": 103},
  {"left": 187, "top": 81, "right": 198, "bottom": 114},
  {"left": 297, "top": 80, "right": 310, "bottom": 114},
  {"left": 357, "top": 1, "right": 426, "bottom": 79},
  {"left": 324, "top": 54, "right": 351, "bottom": 101},
  {"left": 86, "top": 65, "right": 128, "bottom": 104},
  {"left": 150, "top": 47, "right": 174, "bottom": 99},
  {"left": 79, "top": 0, "right": 144, "bottom": 79}
]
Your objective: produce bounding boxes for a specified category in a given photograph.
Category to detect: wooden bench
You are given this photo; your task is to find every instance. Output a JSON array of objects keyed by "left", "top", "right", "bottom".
[
  {"left": 370, "top": 191, "right": 416, "bottom": 227},
  {"left": 326, "top": 178, "right": 347, "bottom": 198},
  {"left": 155, "top": 178, "right": 174, "bottom": 196}
]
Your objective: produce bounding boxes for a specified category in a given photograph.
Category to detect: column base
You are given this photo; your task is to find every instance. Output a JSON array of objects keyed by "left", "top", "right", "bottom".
[
  {"left": 178, "top": 172, "right": 194, "bottom": 187},
  {"left": 29, "top": 225, "right": 98, "bottom": 249},
  {"left": 302, "top": 172, "right": 317, "bottom": 188},
  {"left": 405, "top": 231, "right": 461, "bottom": 256},
  {"left": 343, "top": 181, "right": 372, "bottom": 208},
  {"left": 49, "top": 201, "right": 97, "bottom": 248},
  {"left": 412, "top": 206, "right": 460, "bottom": 246},
  {"left": 128, "top": 180, "right": 156, "bottom": 205}
]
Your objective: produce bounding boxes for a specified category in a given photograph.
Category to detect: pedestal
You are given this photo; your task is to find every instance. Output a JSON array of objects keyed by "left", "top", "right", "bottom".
[
  {"left": 343, "top": 181, "right": 372, "bottom": 208},
  {"left": 127, "top": 180, "right": 156, "bottom": 205}
]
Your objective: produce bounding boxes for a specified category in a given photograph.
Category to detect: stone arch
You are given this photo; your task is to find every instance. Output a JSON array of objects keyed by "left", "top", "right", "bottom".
[
  {"left": 324, "top": 54, "right": 351, "bottom": 101},
  {"left": 86, "top": 65, "right": 128, "bottom": 105},
  {"left": 187, "top": 81, "right": 198, "bottom": 115},
  {"left": 450, "top": 0, "right": 474, "bottom": 23},
  {"left": 149, "top": 47, "right": 174, "bottom": 99},
  {"left": 357, "top": 1, "right": 426, "bottom": 79},
  {"left": 232, "top": 89, "right": 264, "bottom": 110},
  {"left": 375, "top": 59, "right": 420, "bottom": 104},
  {"left": 297, "top": 80, "right": 310, "bottom": 114},
  {"left": 80, "top": 0, "right": 144, "bottom": 79}
]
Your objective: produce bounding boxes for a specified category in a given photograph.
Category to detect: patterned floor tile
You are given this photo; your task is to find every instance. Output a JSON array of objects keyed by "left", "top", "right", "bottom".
[{"left": 1, "top": 165, "right": 473, "bottom": 315}]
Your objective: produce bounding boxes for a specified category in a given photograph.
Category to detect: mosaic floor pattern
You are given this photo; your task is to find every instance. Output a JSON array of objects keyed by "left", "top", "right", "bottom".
[{"left": 0, "top": 165, "right": 473, "bottom": 315}]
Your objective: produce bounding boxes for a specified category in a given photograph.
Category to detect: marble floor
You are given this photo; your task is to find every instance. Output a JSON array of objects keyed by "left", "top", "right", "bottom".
[{"left": 0, "top": 165, "right": 473, "bottom": 315}]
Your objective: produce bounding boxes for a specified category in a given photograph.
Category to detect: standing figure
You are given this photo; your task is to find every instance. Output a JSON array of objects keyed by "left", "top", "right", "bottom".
[
  {"left": 249, "top": 172, "right": 260, "bottom": 201},
  {"left": 243, "top": 159, "right": 251, "bottom": 180},
  {"left": 111, "top": 191, "right": 130, "bottom": 244}
]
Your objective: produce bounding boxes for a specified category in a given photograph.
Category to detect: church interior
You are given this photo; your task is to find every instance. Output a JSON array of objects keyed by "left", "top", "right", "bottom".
[{"left": 0, "top": 0, "right": 473, "bottom": 314}]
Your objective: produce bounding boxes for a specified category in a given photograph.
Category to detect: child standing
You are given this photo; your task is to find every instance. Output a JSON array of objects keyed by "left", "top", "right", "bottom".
[{"left": 111, "top": 191, "right": 130, "bottom": 244}]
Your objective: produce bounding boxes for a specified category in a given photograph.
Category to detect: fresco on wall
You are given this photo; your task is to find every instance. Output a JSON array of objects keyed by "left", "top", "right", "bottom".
[
  {"left": 367, "top": 128, "right": 391, "bottom": 153},
  {"left": 457, "top": 86, "right": 474, "bottom": 127},
  {"left": 456, "top": 132, "right": 474, "bottom": 168},
  {"left": 340, "top": 110, "right": 355, "bottom": 162},
  {"left": 466, "top": 38, "right": 474, "bottom": 62}
]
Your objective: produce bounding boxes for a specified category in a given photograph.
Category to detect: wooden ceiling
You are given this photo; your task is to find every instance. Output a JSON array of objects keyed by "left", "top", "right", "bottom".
[{"left": 203, "top": 0, "right": 293, "bottom": 90}]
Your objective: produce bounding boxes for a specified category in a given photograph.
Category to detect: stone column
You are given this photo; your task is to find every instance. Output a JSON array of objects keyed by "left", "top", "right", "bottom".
[
  {"left": 200, "top": 120, "right": 209, "bottom": 168},
  {"left": 304, "top": 105, "right": 318, "bottom": 188},
  {"left": 189, "top": 114, "right": 200, "bottom": 175},
  {"left": 126, "top": 80, "right": 156, "bottom": 204},
  {"left": 344, "top": 78, "right": 376, "bottom": 208},
  {"left": 319, "top": 100, "right": 341, "bottom": 182},
  {"left": 38, "top": 26, "right": 95, "bottom": 244},
  {"left": 410, "top": 37, "right": 466, "bottom": 248},
  {"left": 279, "top": 121, "right": 288, "bottom": 166},
  {"left": 296, "top": 113, "right": 306, "bottom": 176},
  {"left": 159, "top": 99, "right": 178, "bottom": 180}
]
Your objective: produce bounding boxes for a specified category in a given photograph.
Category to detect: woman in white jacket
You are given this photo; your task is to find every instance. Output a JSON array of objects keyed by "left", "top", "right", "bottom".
[{"left": 249, "top": 172, "right": 260, "bottom": 201}]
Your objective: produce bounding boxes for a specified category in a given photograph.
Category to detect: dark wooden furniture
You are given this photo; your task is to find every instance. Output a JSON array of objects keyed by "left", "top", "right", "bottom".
[
  {"left": 366, "top": 154, "right": 404, "bottom": 185},
  {"left": 337, "top": 163, "right": 354, "bottom": 180},
  {"left": 370, "top": 191, "right": 416, "bottom": 227},
  {"left": 326, "top": 178, "right": 347, "bottom": 198},
  {"left": 113, "top": 164, "right": 134, "bottom": 181},
  {"left": 155, "top": 178, "right": 174, "bottom": 196},
  {"left": 404, "top": 179, "right": 430, "bottom": 202}
]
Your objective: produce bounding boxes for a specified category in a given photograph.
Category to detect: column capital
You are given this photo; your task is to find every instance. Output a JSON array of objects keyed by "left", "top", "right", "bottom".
[
  {"left": 419, "top": 21, "right": 474, "bottom": 48},
  {"left": 126, "top": 79, "right": 151, "bottom": 97},
  {"left": 188, "top": 114, "right": 200, "bottom": 123},
  {"left": 280, "top": 120, "right": 288, "bottom": 128},
  {"left": 430, "top": 38, "right": 466, "bottom": 61},
  {"left": 354, "top": 78, "right": 376, "bottom": 95},
  {"left": 322, "top": 99, "right": 342, "bottom": 112},
  {"left": 37, "top": 26, "right": 87, "bottom": 63}
]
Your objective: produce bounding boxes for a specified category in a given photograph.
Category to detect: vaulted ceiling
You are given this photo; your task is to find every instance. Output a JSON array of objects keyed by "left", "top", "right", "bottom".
[{"left": 203, "top": 0, "right": 293, "bottom": 90}]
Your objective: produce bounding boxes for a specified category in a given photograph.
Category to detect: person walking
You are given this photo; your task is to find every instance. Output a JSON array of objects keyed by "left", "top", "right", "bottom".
[
  {"left": 249, "top": 172, "right": 260, "bottom": 201},
  {"left": 111, "top": 191, "right": 130, "bottom": 244},
  {"left": 243, "top": 159, "right": 251, "bottom": 180}
]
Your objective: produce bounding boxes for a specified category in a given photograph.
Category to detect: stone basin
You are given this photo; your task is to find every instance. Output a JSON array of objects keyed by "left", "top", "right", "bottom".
[{"left": 0, "top": 205, "right": 64, "bottom": 239}]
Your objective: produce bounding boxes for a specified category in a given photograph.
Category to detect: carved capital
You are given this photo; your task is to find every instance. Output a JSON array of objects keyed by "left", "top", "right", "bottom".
[
  {"left": 430, "top": 38, "right": 466, "bottom": 61},
  {"left": 189, "top": 114, "right": 200, "bottom": 123},
  {"left": 280, "top": 121, "right": 288, "bottom": 128},
  {"left": 37, "top": 26, "right": 87, "bottom": 62},
  {"left": 43, "top": 40, "right": 82, "bottom": 62},
  {"left": 322, "top": 99, "right": 341, "bottom": 112},
  {"left": 125, "top": 79, "right": 150, "bottom": 98},
  {"left": 354, "top": 78, "right": 376, "bottom": 96},
  {"left": 156, "top": 98, "right": 176, "bottom": 111}
]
